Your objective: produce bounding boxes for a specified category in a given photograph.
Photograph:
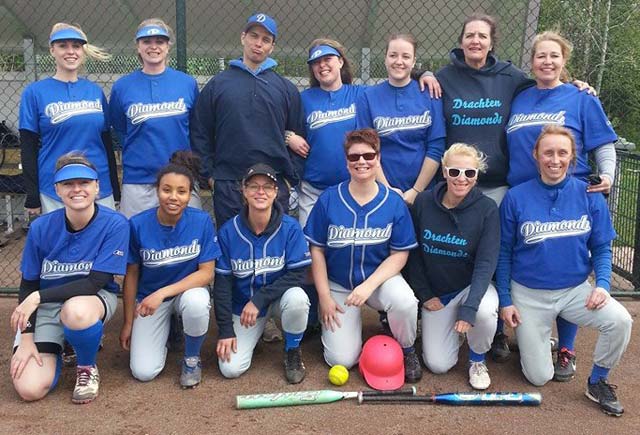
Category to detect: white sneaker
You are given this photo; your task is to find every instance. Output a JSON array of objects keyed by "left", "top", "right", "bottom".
[
  {"left": 469, "top": 361, "right": 491, "bottom": 390},
  {"left": 72, "top": 365, "right": 100, "bottom": 404}
]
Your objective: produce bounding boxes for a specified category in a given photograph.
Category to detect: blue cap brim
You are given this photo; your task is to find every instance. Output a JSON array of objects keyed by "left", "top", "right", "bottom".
[
  {"left": 54, "top": 164, "right": 98, "bottom": 183},
  {"left": 135, "top": 25, "right": 170, "bottom": 41},
  {"left": 307, "top": 45, "right": 341, "bottom": 63},
  {"left": 50, "top": 29, "right": 87, "bottom": 44}
]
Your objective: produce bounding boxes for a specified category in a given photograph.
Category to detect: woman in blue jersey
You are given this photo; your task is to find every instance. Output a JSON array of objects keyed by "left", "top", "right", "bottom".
[
  {"left": 356, "top": 33, "right": 446, "bottom": 205},
  {"left": 304, "top": 128, "right": 423, "bottom": 383},
  {"left": 497, "top": 125, "right": 632, "bottom": 417},
  {"left": 119, "top": 151, "right": 219, "bottom": 388},
  {"left": 19, "top": 23, "right": 120, "bottom": 216},
  {"left": 10, "top": 152, "right": 129, "bottom": 404},
  {"left": 110, "top": 18, "right": 200, "bottom": 218},
  {"left": 406, "top": 143, "right": 499, "bottom": 390},
  {"left": 214, "top": 163, "right": 311, "bottom": 384},
  {"left": 505, "top": 31, "right": 618, "bottom": 382}
]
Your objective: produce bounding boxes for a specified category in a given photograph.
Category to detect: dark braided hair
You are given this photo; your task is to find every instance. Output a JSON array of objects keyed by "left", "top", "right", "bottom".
[{"left": 155, "top": 150, "right": 201, "bottom": 192}]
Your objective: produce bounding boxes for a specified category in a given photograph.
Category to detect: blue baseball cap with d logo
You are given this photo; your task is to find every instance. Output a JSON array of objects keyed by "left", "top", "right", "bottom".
[{"left": 245, "top": 13, "right": 277, "bottom": 40}]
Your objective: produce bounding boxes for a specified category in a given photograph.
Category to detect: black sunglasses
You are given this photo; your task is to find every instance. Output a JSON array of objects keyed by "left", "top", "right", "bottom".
[
  {"left": 346, "top": 152, "right": 377, "bottom": 162},
  {"left": 444, "top": 166, "right": 479, "bottom": 179}
]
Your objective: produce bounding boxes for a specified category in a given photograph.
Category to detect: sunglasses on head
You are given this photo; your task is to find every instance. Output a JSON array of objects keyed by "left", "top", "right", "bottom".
[
  {"left": 444, "top": 166, "right": 479, "bottom": 179},
  {"left": 346, "top": 152, "right": 377, "bottom": 162}
]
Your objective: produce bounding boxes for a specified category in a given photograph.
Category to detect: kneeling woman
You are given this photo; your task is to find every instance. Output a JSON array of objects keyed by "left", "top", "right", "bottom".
[
  {"left": 304, "top": 129, "right": 422, "bottom": 383},
  {"left": 10, "top": 153, "right": 129, "bottom": 404},
  {"left": 406, "top": 144, "right": 499, "bottom": 390},
  {"left": 498, "top": 125, "right": 632, "bottom": 416},
  {"left": 214, "top": 164, "right": 311, "bottom": 384},
  {"left": 120, "top": 152, "right": 220, "bottom": 388}
]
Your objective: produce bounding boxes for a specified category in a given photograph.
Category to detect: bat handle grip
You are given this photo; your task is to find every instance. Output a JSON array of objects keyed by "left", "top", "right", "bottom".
[{"left": 360, "top": 386, "right": 417, "bottom": 397}]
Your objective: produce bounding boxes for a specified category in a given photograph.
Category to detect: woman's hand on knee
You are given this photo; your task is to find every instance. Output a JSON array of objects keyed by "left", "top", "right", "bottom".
[
  {"left": 423, "top": 297, "right": 444, "bottom": 312},
  {"left": 319, "top": 294, "right": 344, "bottom": 332},
  {"left": 585, "top": 287, "right": 610, "bottom": 310},
  {"left": 500, "top": 305, "right": 522, "bottom": 328},
  {"left": 136, "top": 292, "right": 164, "bottom": 318},
  {"left": 11, "top": 292, "right": 40, "bottom": 333},
  {"left": 345, "top": 283, "right": 375, "bottom": 308},
  {"left": 11, "top": 339, "right": 43, "bottom": 380},
  {"left": 240, "top": 301, "right": 259, "bottom": 328},
  {"left": 216, "top": 337, "right": 237, "bottom": 362}
]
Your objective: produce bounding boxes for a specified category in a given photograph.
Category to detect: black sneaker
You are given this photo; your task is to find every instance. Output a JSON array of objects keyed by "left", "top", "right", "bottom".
[
  {"left": 62, "top": 340, "right": 77, "bottom": 367},
  {"left": 284, "top": 347, "right": 306, "bottom": 384},
  {"left": 491, "top": 332, "right": 511, "bottom": 363},
  {"left": 404, "top": 349, "right": 422, "bottom": 383},
  {"left": 586, "top": 379, "right": 624, "bottom": 416},
  {"left": 379, "top": 311, "right": 392, "bottom": 336},
  {"left": 167, "top": 314, "right": 184, "bottom": 352},
  {"left": 553, "top": 347, "right": 577, "bottom": 382}
]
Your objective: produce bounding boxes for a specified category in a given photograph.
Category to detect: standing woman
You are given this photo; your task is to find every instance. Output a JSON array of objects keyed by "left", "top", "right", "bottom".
[
  {"left": 10, "top": 153, "right": 129, "bottom": 404},
  {"left": 505, "top": 31, "right": 618, "bottom": 381},
  {"left": 120, "top": 152, "right": 219, "bottom": 388},
  {"left": 406, "top": 143, "right": 500, "bottom": 390},
  {"left": 356, "top": 34, "right": 446, "bottom": 205},
  {"left": 497, "top": 125, "right": 632, "bottom": 416},
  {"left": 214, "top": 163, "right": 311, "bottom": 384},
  {"left": 110, "top": 18, "right": 200, "bottom": 218},
  {"left": 304, "top": 129, "right": 422, "bottom": 383},
  {"left": 19, "top": 23, "right": 119, "bottom": 215}
]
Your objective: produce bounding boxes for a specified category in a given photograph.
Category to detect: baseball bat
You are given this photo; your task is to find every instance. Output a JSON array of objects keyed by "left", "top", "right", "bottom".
[
  {"left": 358, "top": 392, "right": 542, "bottom": 406},
  {"left": 236, "top": 387, "right": 416, "bottom": 409}
]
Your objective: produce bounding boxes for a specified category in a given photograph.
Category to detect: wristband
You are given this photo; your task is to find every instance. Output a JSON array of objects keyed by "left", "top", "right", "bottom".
[{"left": 411, "top": 187, "right": 420, "bottom": 193}]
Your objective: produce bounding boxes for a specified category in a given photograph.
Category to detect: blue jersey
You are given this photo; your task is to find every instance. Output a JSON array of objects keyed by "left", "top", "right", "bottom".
[
  {"left": 19, "top": 77, "right": 112, "bottom": 200},
  {"left": 215, "top": 213, "right": 311, "bottom": 316},
  {"left": 128, "top": 207, "right": 221, "bottom": 301},
  {"left": 109, "top": 68, "right": 199, "bottom": 184},
  {"left": 506, "top": 84, "right": 617, "bottom": 186},
  {"left": 498, "top": 177, "right": 616, "bottom": 295},
  {"left": 20, "top": 205, "right": 129, "bottom": 293},
  {"left": 304, "top": 182, "right": 417, "bottom": 291},
  {"left": 355, "top": 80, "right": 446, "bottom": 191},
  {"left": 301, "top": 84, "right": 366, "bottom": 189}
]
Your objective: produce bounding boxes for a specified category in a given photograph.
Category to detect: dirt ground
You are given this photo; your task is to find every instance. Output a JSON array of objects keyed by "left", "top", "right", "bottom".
[{"left": 0, "top": 297, "right": 639, "bottom": 435}]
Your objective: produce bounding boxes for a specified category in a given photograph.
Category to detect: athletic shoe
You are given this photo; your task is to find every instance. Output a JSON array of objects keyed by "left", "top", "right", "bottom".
[
  {"left": 550, "top": 336, "right": 559, "bottom": 353},
  {"left": 404, "top": 349, "right": 423, "bottom": 383},
  {"left": 62, "top": 340, "right": 77, "bottom": 367},
  {"left": 553, "top": 347, "right": 577, "bottom": 382},
  {"left": 72, "top": 365, "right": 100, "bottom": 404},
  {"left": 379, "top": 311, "right": 393, "bottom": 336},
  {"left": 586, "top": 379, "right": 624, "bottom": 416},
  {"left": 284, "top": 347, "right": 306, "bottom": 384},
  {"left": 180, "top": 356, "right": 202, "bottom": 389},
  {"left": 167, "top": 314, "right": 184, "bottom": 352},
  {"left": 469, "top": 361, "right": 491, "bottom": 390},
  {"left": 262, "top": 318, "right": 283, "bottom": 343},
  {"left": 490, "top": 332, "right": 510, "bottom": 363}
]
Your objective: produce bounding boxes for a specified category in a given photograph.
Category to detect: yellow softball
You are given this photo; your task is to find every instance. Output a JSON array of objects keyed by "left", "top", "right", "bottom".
[{"left": 328, "top": 365, "right": 349, "bottom": 386}]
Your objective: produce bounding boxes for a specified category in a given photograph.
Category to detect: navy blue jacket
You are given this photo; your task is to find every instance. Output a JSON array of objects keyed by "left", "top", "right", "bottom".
[{"left": 191, "top": 58, "right": 305, "bottom": 184}]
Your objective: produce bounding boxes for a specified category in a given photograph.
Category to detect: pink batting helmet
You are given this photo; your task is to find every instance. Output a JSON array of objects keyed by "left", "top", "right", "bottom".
[{"left": 359, "top": 335, "right": 405, "bottom": 390}]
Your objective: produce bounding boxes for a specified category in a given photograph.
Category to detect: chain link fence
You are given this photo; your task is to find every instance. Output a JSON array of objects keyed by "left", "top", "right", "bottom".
[{"left": 0, "top": 1, "right": 638, "bottom": 293}]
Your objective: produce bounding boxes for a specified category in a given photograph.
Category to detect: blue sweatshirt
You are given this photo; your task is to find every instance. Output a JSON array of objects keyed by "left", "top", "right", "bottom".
[
  {"left": 405, "top": 182, "right": 500, "bottom": 325},
  {"left": 191, "top": 58, "right": 304, "bottom": 184}
]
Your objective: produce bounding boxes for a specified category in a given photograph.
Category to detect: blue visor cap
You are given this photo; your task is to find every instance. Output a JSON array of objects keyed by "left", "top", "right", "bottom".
[
  {"left": 135, "top": 25, "right": 170, "bottom": 41},
  {"left": 245, "top": 13, "right": 277, "bottom": 39},
  {"left": 54, "top": 164, "right": 99, "bottom": 183},
  {"left": 49, "top": 28, "right": 87, "bottom": 45},
  {"left": 307, "top": 45, "right": 341, "bottom": 64}
]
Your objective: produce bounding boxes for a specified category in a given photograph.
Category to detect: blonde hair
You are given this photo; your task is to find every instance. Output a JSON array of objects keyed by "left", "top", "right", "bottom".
[
  {"left": 50, "top": 23, "right": 111, "bottom": 62},
  {"left": 532, "top": 31, "right": 573, "bottom": 83},
  {"left": 442, "top": 143, "right": 488, "bottom": 173}
]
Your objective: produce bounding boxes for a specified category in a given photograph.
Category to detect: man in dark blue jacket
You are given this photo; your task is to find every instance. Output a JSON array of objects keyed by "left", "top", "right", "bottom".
[{"left": 191, "top": 13, "right": 304, "bottom": 226}]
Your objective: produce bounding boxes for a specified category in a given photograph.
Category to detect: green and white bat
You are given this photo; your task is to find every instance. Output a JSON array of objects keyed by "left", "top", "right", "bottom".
[{"left": 236, "top": 387, "right": 417, "bottom": 409}]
